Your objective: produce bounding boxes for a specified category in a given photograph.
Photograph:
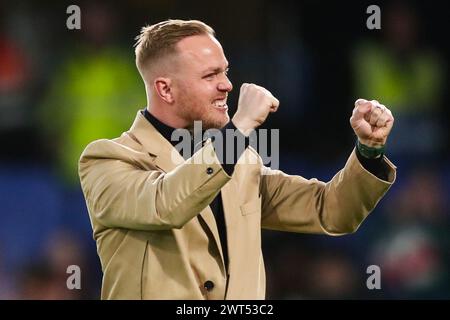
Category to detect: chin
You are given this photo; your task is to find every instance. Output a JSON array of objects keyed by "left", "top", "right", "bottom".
[
  {"left": 202, "top": 115, "right": 229, "bottom": 130},
  {"left": 214, "top": 116, "right": 230, "bottom": 129}
]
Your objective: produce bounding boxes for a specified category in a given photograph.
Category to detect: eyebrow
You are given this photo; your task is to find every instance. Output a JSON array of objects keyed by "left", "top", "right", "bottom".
[{"left": 202, "top": 64, "right": 229, "bottom": 74}]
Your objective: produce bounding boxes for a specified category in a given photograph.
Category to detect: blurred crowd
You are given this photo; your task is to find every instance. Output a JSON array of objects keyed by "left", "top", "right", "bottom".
[{"left": 0, "top": 0, "right": 449, "bottom": 299}]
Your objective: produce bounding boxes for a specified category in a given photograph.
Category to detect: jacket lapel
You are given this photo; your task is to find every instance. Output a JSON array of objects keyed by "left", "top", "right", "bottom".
[
  {"left": 128, "top": 111, "right": 184, "bottom": 172},
  {"left": 128, "top": 111, "right": 226, "bottom": 269}
]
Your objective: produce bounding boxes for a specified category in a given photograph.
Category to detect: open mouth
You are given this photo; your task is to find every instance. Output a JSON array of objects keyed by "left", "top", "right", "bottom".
[{"left": 212, "top": 98, "right": 228, "bottom": 111}]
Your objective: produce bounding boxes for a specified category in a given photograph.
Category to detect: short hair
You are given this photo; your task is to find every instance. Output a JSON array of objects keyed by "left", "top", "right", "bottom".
[{"left": 134, "top": 19, "right": 215, "bottom": 77}]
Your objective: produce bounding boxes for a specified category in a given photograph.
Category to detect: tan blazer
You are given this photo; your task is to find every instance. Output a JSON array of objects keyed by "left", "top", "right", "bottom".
[{"left": 78, "top": 111, "right": 396, "bottom": 300}]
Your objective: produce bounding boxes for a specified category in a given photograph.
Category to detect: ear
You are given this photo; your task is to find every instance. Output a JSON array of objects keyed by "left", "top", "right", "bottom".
[{"left": 154, "top": 77, "right": 174, "bottom": 104}]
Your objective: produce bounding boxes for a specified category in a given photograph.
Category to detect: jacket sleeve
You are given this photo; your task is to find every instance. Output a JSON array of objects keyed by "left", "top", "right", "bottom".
[
  {"left": 79, "top": 139, "right": 231, "bottom": 231},
  {"left": 259, "top": 149, "right": 396, "bottom": 235}
]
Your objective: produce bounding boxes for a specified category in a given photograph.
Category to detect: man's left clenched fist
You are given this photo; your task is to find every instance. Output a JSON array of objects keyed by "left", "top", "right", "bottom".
[{"left": 350, "top": 99, "right": 394, "bottom": 148}]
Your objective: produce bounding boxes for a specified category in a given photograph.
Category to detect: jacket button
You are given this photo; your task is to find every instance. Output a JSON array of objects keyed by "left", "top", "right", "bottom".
[
  {"left": 206, "top": 167, "right": 214, "bottom": 175},
  {"left": 204, "top": 280, "right": 214, "bottom": 292}
]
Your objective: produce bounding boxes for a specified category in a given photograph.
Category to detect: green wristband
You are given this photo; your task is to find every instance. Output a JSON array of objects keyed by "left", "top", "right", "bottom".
[{"left": 356, "top": 140, "right": 385, "bottom": 159}]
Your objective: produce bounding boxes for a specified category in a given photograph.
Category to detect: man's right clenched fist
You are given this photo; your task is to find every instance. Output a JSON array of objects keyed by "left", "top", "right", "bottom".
[{"left": 232, "top": 83, "right": 280, "bottom": 135}]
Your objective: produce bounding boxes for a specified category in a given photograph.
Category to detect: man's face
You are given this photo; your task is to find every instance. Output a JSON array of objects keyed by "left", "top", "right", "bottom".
[{"left": 171, "top": 34, "right": 233, "bottom": 130}]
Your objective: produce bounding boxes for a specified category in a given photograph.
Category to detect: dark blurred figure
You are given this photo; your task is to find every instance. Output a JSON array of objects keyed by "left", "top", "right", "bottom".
[
  {"left": 0, "top": 2, "right": 57, "bottom": 159},
  {"left": 0, "top": 244, "right": 18, "bottom": 299},
  {"left": 17, "top": 229, "right": 97, "bottom": 299},
  {"left": 305, "top": 251, "right": 360, "bottom": 299},
  {"left": 264, "top": 239, "right": 361, "bottom": 299},
  {"left": 352, "top": 1, "right": 446, "bottom": 159},
  {"left": 38, "top": 1, "right": 145, "bottom": 184},
  {"left": 19, "top": 262, "right": 73, "bottom": 300},
  {"left": 0, "top": 12, "right": 32, "bottom": 157},
  {"left": 368, "top": 168, "right": 450, "bottom": 298},
  {"left": 266, "top": 2, "right": 313, "bottom": 125},
  {"left": 264, "top": 240, "right": 310, "bottom": 299}
]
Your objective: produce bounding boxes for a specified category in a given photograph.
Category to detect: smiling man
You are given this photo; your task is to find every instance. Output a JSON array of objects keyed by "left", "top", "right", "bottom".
[{"left": 78, "top": 19, "right": 396, "bottom": 299}]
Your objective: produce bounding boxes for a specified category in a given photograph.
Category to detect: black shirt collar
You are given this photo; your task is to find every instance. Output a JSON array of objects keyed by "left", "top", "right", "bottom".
[
  {"left": 141, "top": 108, "right": 209, "bottom": 149},
  {"left": 141, "top": 109, "right": 177, "bottom": 147}
]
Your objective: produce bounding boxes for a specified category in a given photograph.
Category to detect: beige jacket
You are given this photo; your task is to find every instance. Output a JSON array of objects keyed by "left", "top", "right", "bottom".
[{"left": 79, "top": 111, "right": 396, "bottom": 299}]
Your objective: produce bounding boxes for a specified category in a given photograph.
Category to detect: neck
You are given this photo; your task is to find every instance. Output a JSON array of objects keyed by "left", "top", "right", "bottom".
[{"left": 146, "top": 104, "right": 189, "bottom": 129}]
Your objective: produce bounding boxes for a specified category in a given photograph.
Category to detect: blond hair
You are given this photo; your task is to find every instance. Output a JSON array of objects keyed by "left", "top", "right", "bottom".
[{"left": 134, "top": 19, "right": 215, "bottom": 77}]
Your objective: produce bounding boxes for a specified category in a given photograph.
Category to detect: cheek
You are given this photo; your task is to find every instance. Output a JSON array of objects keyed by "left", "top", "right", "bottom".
[
  {"left": 192, "top": 85, "right": 214, "bottom": 106},
  {"left": 177, "top": 80, "right": 215, "bottom": 110}
]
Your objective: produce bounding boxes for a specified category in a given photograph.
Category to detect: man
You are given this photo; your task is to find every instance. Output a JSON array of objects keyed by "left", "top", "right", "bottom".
[{"left": 79, "top": 20, "right": 396, "bottom": 299}]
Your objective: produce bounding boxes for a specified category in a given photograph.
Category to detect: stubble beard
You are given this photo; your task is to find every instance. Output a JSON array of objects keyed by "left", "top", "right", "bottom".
[{"left": 177, "top": 95, "right": 229, "bottom": 131}]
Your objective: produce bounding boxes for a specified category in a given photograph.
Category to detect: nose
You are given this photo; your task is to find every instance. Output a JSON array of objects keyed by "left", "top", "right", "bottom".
[{"left": 218, "top": 75, "right": 233, "bottom": 92}]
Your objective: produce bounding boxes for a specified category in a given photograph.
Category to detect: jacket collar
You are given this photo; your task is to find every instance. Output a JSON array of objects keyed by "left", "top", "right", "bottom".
[{"left": 128, "top": 110, "right": 184, "bottom": 172}]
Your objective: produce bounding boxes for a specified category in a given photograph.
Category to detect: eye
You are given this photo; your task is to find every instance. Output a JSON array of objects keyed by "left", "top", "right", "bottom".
[{"left": 203, "top": 73, "right": 215, "bottom": 80}]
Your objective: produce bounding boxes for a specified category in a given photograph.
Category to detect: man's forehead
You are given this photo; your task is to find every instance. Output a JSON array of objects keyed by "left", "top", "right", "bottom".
[{"left": 176, "top": 35, "right": 226, "bottom": 64}]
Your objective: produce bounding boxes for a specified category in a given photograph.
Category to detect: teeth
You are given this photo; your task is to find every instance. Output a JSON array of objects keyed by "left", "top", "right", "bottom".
[{"left": 213, "top": 99, "right": 227, "bottom": 108}]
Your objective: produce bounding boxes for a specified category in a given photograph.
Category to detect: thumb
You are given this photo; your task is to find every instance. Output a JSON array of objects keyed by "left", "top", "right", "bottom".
[
  {"left": 352, "top": 99, "right": 372, "bottom": 121},
  {"left": 271, "top": 96, "right": 280, "bottom": 110}
]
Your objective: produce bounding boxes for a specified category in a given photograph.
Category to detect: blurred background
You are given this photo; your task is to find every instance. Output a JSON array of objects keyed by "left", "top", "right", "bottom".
[{"left": 0, "top": 0, "right": 449, "bottom": 299}]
